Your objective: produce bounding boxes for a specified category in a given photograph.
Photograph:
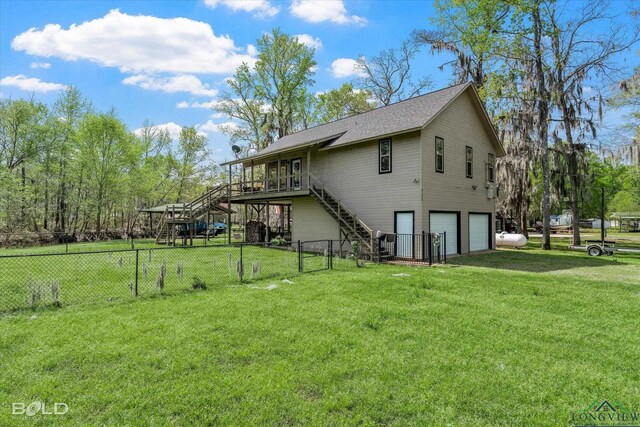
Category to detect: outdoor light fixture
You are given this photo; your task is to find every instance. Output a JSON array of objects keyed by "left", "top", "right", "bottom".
[
  {"left": 472, "top": 185, "right": 478, "bottom": 190},
  {"left": 413, "top": 178, "right": 420, "bottom": 183}
]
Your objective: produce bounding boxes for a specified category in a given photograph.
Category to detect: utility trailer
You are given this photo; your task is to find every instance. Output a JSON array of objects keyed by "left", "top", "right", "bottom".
[{"left": 571, "top": 240, "right": 640, "bottom": 256}]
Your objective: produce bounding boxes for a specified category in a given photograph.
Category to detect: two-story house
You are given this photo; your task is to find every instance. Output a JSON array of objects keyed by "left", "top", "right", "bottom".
[{"left": 221, "top": 82, "right": 504, "bottom": 257}]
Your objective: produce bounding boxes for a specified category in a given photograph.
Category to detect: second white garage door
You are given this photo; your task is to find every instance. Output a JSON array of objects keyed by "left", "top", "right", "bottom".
[
  {"left": 429, "top": 212, "right": 458, "bottom": 255},
  {"left": 469, "top": 213, "right": 490, "bottom": 252}
]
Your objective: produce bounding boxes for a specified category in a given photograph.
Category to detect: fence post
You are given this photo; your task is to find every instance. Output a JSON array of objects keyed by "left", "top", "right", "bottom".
[
  {"left": 135, "top": 249, "right": 139, "bottom": 297},
  {"left": 65, "top": 234, "right": 69, "bottom": 254},
  {"left": 131, "top": 236, "right": 134, "bottom": 250},
  {"left": 443, "top": 232, "right": 447, "bottom": 264},
  {"left": 428, "top": 233, "right": 432, "bottom": 266},
  {"left": 239, "top": 244, "right": 244, "bottom": 283},
  {"left": 298, "top": 240, "right": 302, "bottom": 272},
  {"left": 377, "top": 237, "right": 381, "bottom": 263},
  {"left": 328, "top": 240, "right": 333, "bottom": 270}
]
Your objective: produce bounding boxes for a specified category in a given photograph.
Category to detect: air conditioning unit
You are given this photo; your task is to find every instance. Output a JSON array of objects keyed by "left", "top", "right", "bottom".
[{"left": 487, "top": 184, "right": 494, "bottom": 199}]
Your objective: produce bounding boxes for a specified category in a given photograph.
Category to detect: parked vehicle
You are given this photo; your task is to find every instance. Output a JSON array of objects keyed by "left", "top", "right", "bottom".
[
  {"left": 178, "top": 221, "right": 226, "bottom": 237},
  {"left": 210, "top": 222, "right": 226, "bottom": 236}
]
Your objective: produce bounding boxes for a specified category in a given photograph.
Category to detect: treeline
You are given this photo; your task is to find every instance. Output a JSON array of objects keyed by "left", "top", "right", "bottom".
[
  {"left": 413, "top": 0, "right": 640, "bottom": 245},
  {"left": 0, "top": 88, "right": 210, "bottom": 235}
]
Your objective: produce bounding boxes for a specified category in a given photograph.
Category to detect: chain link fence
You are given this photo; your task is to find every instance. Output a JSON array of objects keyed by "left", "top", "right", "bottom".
[
  {"left": 0, "top": 236, "right": 444, "bottom": 313},
  {"left": 0, "top": 240, "right": 345, "bottom": 312}
]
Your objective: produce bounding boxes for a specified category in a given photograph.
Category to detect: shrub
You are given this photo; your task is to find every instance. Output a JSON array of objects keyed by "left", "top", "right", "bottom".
[
  {"left": 270, "top": 236, "right": 287, "bottom": 246},
  {"left": 192, "top": 276, "right": 207, "bottom": 290}
]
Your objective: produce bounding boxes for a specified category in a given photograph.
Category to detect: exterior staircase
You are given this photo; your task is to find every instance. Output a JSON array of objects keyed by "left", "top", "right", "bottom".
[
  {"left": 308, "top": 173, "right": 375, "bottom": 255},
  {"left": 155, "top": 184, "right": 229, "bottom": 245}
]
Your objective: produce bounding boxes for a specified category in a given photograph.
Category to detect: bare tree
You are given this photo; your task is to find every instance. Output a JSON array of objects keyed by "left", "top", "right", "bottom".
[
  {"left": 532, "top": 0, "right": 553, "bottom": 250},
  {"left": 547, "top": 0, "right": 639, "bottom": 245},
  {"left": 355, "top": 39, "right": 432, "bottom": 106}
]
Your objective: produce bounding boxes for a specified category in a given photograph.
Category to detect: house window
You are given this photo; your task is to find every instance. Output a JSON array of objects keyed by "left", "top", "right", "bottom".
[
  {"left": 435, "top": 137, "right": 444, "bottom": 173},
  {"left": 379, "top": 138, "right": 392, "bottom": 174},
  {"left": 466, "top": 146, "right": 473, "bottom": 178},
  {"left": 487, "top": 153, "right": 495, "bottom": 182}
]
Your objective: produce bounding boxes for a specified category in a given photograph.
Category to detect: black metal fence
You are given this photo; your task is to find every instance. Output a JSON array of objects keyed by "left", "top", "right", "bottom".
[{"left": 378, "top": 232, "right": 447, "bottom": 265}]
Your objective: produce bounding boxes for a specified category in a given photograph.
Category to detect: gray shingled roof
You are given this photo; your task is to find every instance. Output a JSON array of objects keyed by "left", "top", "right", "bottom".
[{"left": 225, "top": 82, "right": 501, "bottom": 164}]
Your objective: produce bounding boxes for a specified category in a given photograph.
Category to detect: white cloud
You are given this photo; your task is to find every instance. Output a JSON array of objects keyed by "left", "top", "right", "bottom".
[
  {"left": 330, "top": 58, "right": 366, "bottom": 78},
  {"left": 176, "top": 99, "right": 221, "bottom": 109},
  {"left": 12, "top": 9, "right": 255, "bottom": 75},
  {"left": 30, "top": 62, "right": 51, "bottom": 69},
  {"left": 290, "top": 0, "right": 367, "bottom": 25},
  {"left": 133, "top": 122, "right": 183, "bottom": 140},
  {"left": 196, "top": 120, "right": 238, "bottom": 134},
  {"left": 123, "top": 74, "right": 219, "bottom": 97},
  {"left": 204, "top": 0, "right": 279, "bottom": 18},
  {"left": 294, "top": 34, "right": 322, "bottom": 49},
  {"left": 0, "top": 74, "right": 67, "bottom": 93}
]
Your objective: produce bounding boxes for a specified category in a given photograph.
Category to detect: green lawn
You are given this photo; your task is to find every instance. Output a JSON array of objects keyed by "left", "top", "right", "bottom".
[{"left": 1, "top": 242, "right": 638, "bottom": 425}]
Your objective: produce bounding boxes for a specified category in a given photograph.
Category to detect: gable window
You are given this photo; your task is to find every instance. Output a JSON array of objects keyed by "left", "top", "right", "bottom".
[
  {"left": 379, "top": 138, "right": 392, "bottom": 174},
  {"left": 435, "top": 137, "right": 444, "bottom": 173},
  {"left": 487, "top": 153, "right": 495, "bottom": 183},
  {"left": 466, "top": 146, "right": 473, "bottom": 178}
]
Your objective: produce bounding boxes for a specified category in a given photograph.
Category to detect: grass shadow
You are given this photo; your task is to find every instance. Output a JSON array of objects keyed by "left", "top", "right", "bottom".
[{"left": 449, "top": 247, "right": 634, "bottom": 273}]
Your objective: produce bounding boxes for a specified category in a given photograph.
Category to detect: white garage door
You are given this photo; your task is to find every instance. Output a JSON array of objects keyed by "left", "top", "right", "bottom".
[
  {"left": 469, "top": 214, "right": 490, "bottom": 251},
  {"left": 430, "top": 212, "right": 458, "bottom": 255}
]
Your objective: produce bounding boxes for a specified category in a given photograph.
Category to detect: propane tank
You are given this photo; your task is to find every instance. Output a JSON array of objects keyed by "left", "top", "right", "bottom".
[{"left": 495, "top": 231, "right": 527, "bottom": 248}]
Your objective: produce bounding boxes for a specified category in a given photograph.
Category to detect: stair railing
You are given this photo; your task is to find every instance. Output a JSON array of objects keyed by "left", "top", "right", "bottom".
[{"left": 308, "top": 173, "right": 372, "bottom": 239}]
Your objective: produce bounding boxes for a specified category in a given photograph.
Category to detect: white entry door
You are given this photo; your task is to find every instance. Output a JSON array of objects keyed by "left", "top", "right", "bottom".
[
  {"left": 429, "top": 212, "right": 458, "bottom": 255},
  {"left": 395, "top": 212, "right": 414, "bottom": 258},
  {"left": 469, "top": 213, "right": 490, "bottom": 252}
]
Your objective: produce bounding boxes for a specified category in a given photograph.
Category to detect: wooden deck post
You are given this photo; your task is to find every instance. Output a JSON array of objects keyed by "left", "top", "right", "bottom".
[
  {"left": 266, "top": 201, "right": 270, "bottom": 242},
  {"left": 277, "top": 157, "right": 281, "bottom": 191},
  {"left": 279, "top": 204, "right": 285, "bottom": 235},
  {"left": 244, "top": 204, "right": 248, "bottom": 242},
  {"left": 250, "top": 161, "right": 254, "bottom": 194}
]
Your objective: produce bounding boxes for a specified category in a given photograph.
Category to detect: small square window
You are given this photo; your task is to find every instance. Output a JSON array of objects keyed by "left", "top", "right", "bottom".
[
  {"left": 435, "top": 137, "right": 444, "bottom": 173},
  {"left": 379, "top": 139, "right": 391, "bottom": 174},
  {"left": 466, "top": 146, "right": 473, "bottom": 178}
]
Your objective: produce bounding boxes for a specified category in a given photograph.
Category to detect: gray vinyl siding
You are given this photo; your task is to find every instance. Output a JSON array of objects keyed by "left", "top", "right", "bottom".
[
  {"left": 291, "top": 196, "right": 340, "bottom": 242},
  {"left": 309, "top": 131, "right": 422, "bottom": 236},
  {"left": 420, "top": 90, "right": 496, "bottom": 253}
]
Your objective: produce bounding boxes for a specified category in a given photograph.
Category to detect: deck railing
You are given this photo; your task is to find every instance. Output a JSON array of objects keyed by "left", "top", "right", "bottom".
[{"left": 230, "top": 173, "right": 308, "bottom": 197}]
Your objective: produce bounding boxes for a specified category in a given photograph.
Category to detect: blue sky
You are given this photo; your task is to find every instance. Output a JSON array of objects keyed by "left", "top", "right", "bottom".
[{"left": 0, "top": 0, "right": 637, "bottom": 162}]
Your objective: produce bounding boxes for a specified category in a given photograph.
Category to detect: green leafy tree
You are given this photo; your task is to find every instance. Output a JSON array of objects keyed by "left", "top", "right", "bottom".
[
  {"left": 76, "top": 113, "right": 136, "bottom": 234},
  {"left": 315, "top": 83, "right": 376, "bottom": 123},
  {"left": 174, "top": 127, "right": 208, "bottom": 202},
  {"left": 217, "top": 29, "right": 316, "bottom": 152}
]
